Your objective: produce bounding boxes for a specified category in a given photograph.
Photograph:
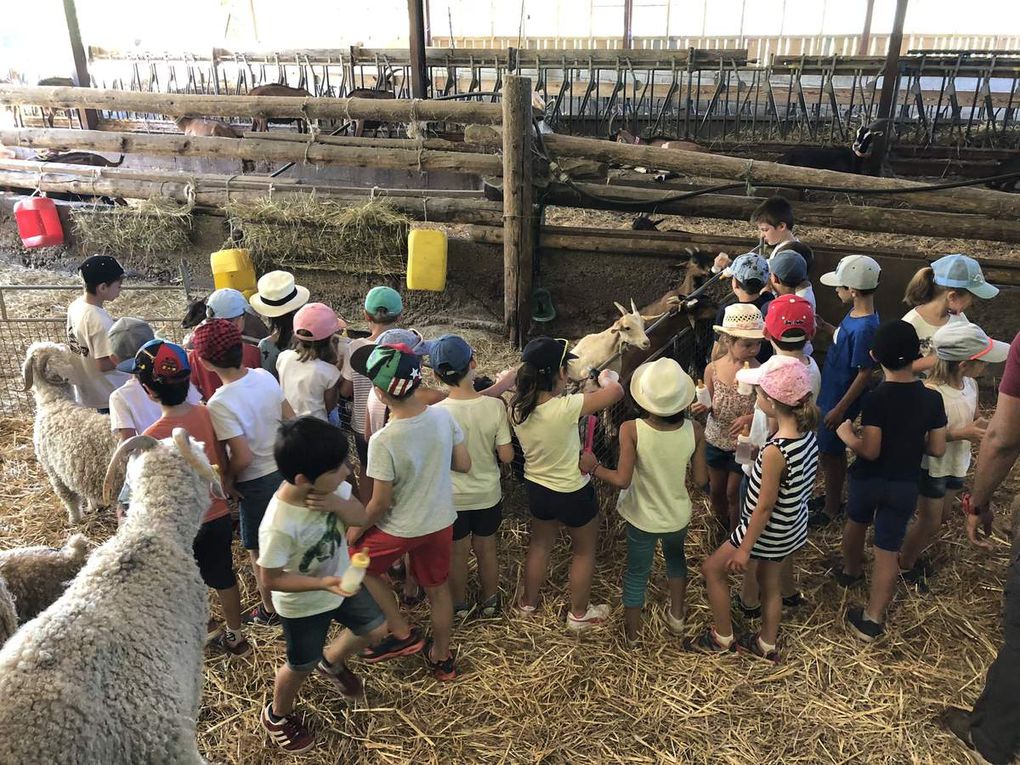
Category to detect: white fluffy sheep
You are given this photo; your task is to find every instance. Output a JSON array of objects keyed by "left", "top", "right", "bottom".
[
  {"left": 23, "top": 342, "right": 121, "bottom": 523},
  {"left": 0, "top": 428, "right": 222, "bottom": 765},
  {"left": 0, "top": 534, "right": 89, "bottom": 623},
  {"left": 0, "top": 579, "right": 16, "bottom": 645}
]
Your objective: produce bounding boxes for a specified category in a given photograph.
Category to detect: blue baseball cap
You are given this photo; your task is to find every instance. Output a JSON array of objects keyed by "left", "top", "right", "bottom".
[
  {"left": 206, "top": 288, "right": 255, "bottom": 319},
  {"left": 770, "top": 250, "right": 808, "bottom": 284},
  {"left": 931, "top": 254, "right": 999, "bottom": 299},
  {"left": 729, "top": 252, "right": 769, "bottom": 286},
  {"left": 364, "top": 286, "right": 403, "bottom": 318},
  {"left": 118, "top": 338, "right": 191, "bottom": 382},
  {"left": 422, "top": 334, "right": 473, "bottom": 372},
  {"left": 377, "top": 328, "right": 425, "bottom": 353}
]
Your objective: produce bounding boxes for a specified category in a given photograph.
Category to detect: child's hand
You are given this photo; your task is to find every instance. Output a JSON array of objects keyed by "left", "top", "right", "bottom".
[
  {"left": 727, "top": 547, "right": 750, "bottom": 574},
  {"left": 597, "top": 369, "right": 620, "bottom": 388},
  {"left": 728, "top": 414, "right": 754, "bottom": 438},
  {"left": 320, "top": 576, "right": 346, "bottom": 597},
  {"left": 823, "top": 406, "right": 846, "bottom": 431},
  {"left": 836, "top": 419, "right": 856, "bottom": 441},
  {"left": 966, "top": 418, "right": 989, "bottom": 441},
  {"left": 496, "top": 367, "right": 518, "bottom": 388},
  {"left": 579, "top": 451, "right": 598, "bottom": 475},
  {"left": 306, "top": 491, "right": 340, "bottom": 514},
  {"left": 346, "top": 526, "right": 364, "bottom": 547},
  {"left": 690, "top": 402, "right": 709, "bottom": 416},
  {"left": 713, "top": 253, "right": 732, "bottom": 272}
]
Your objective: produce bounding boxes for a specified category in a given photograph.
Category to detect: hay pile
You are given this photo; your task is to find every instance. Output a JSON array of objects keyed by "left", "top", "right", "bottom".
[
  {"left": 70, "top": 198, "right": 193, "bottom": 257},
  {"left": 225, "top": 198, "right": 411, "bottom": 275}
]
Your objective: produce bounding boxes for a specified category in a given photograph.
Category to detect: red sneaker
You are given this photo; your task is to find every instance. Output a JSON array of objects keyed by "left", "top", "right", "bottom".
[
  {"left": 315, "top": 660, "right": 363, "bottom": 698},
  {"left": 261, "top": 704, "right": 314, "bottom": 753}
]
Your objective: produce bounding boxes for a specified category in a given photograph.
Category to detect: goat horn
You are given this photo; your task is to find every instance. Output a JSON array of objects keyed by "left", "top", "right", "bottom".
[
  {"left": 630, "top": 298, "right": 638, "bottom": 314},
  {"left": 103, "top": 435, "right": 160, "bottom": 505},
  {"left": 171, "top": 428, "right": 225, "bottom": 498},
  {"left": 21, "top": 354, "right": 34, "bottom": 392},
  {"left": 614, "top": 301, "right": 627, "bottom": 316}
]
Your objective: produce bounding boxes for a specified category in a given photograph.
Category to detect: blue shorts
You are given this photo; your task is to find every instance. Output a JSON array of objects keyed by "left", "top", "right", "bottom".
[
  {"left": 279, "top": 588, "right": 385, "bottom": 672},
  {"left": 918, "top": 470, "right": 965, "bottom": 500},
  {"left": 846, "top": 475, "right": 919, "bottom": 552},
  {"left": 237, "top": 470, "right": 282, "bottom": 550},
  {"left": 706, "top": 443, "right": 742, "bottom": 474},
  {"left": 816, "top": 403, "right": 862, "bottom": 456}
]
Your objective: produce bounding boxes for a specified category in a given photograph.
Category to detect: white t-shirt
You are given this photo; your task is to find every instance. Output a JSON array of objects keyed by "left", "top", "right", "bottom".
[
  {"left": 108, "top": 376, "right": 202, "bottom": 434},
  {"left": 207, "top": 368, "right": 285, "bottom": 482},
  {"left": 366, "top": 406, "right": 464, "bottom": 538},
  {"left": 276, "top": 350, "right": 341, "bottom": 421},
  {"left": 512, "top": 393, "right": 589, "bottom": 493},
  {"left": 257, "top": 481, "right": 353, "bottom": 619},
  {"left": 923, "top": 378, "right": 978, "bottom": 479},
  {"left": 341, "top": 337, "right": 377, "bottom": 438},
  {"left": 65, "top": 296, "right": 129, "bottom": 408},
  {"left": 435, "top": 395, "right": 512, "bottom": 510},
  {"left": 793, "top": 283, "right": 817, "bottom": 357},
  {"left": 902, "top": 309, "right": 968, "bottom": 358}
]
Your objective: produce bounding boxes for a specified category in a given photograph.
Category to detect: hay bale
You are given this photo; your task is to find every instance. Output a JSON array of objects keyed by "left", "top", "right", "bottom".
[
  {"left": 70, "top": 198, "right": 193, "bottom": 257},
  {"left": 225, "top": 197, "right": 411, "bottom": 275}
]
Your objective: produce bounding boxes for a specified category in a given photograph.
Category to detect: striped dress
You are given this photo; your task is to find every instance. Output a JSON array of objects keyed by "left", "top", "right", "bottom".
[{"left": 730, "top": 431, "right": 818, "bottom": 560}]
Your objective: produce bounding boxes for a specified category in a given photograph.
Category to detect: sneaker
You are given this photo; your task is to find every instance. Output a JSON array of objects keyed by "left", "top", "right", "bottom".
[
  {"left": 731, "top": 593, "right": 762, "bottom": 619},
  {"left": 737, "top": 631, "right": 780, "bottom": 663},
  {"left": 846, "top": 606, "right": 884, "bottom": 642},
  {"left": 315, "top": 660, "right": 363, "bottom": 698},
  {"left": 242, "top": 604, "right": 281, "bottom": 627},
  {"left": 360, "top": 628, "right": 426, "bottom": 664},
  {"left": 683, "top": 627, "right": 737, "bottom": 654},
  {"left": 807, "top": 511, "right": 833, "bottom": 529},
  {"left": 664, "top": 606, "right": 686, "bottom": 636},
  {"left": 210, "top": 631, "right": 252, "bottom": 658},
  {"left": 206, "top": 618, "right": 223, "bottom": 642},
  {"left": 453, "top": 602, "right": 473, "bottom": 620},
  {"left": 422, "top": 638, "right": 457, "bottom": 681},
  {"left": 565, "top": 603, "right": 611, "bottom": 632},
  {"left": 478, "top": 594, "right": 502, "bottom": 619},
  {"left": 832, "top": 569, "right": 865, "bottom": 588},
  {"left": 517, "top": 598, "right": 538, "bottom": 616},
  {"left": 915, "top": 556, "right": 936, "bottom": 577},
  {"left": 782, "top": 591, "right": 809, "bottom": 609},
  {"left": 401, "top": 589, "right": 425, "bottom": 608},
  {"left": 900, "top": 565, "right": 931, "bottom": 593},
  {"left": 261, "top": 704, "right": 315, "bottom": 753}
]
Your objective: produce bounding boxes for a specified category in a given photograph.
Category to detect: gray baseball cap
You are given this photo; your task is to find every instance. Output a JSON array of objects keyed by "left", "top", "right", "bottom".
[
  {"left": 109, "top": 317, "right": 155, "bottom": 365},
  {"left": 932, "top": 321, "right": 1009, "bottom": 363},
  {"left": 820, "top": 255, "right": 881, "bottom": 290}
]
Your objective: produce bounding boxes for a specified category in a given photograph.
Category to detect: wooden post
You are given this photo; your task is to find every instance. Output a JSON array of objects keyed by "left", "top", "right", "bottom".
[
  {"left": 502, "top": 75, "right": 534, "bottom": 347},
  {"left": 858, "top": 0, "right": 876, "bottom": 55},
  {"left": 623, "top": 0, "right": 634, "bottom": 49},
  {"left": 867, "top": 0, "right": 908, "bottom": 175},
  {"left": 61, "top": 0, "right": 97, "bottom": 130},
  {"left": 408, "top": 0, "right": 429, "bottom": 99}
]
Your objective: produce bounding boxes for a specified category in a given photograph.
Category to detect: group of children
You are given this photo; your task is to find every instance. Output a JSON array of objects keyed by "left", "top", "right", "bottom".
[{"left": 59, "top": 194, "right": 1010, "bottom": 752}]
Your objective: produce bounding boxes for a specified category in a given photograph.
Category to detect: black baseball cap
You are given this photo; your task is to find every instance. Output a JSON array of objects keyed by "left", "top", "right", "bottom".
[
  {"left": 78, "top": 255, "right": 124, "bottom": 285},
  {"left": 521, "top": 336, "right": 577, "bottom": 375},
  {"left": 871, "top": 319, "right": 921, "bottom": 369}
]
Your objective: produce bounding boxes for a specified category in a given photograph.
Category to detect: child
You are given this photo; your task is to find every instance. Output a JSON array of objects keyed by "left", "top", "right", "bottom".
[
  {"left": 189, "top": 288, "right": 263, "bottom": 401},
  {"left": 713, "top": 196, "right": 799, "bottom": 272},
  {"left": 195, "top": 318, "right": 296, "bottom": 626},
  {"left": 898, "top": 322, "right": 1007, "bottom": 584},
  {"left": 687, "top": 356, "right": 819, "bottom": 661},
  {"left": 120, "top": 338, "right": 252, "bottom": 658},
  {"left": 511, "top": 337, "right": 624, "bottom": 630},
  {"left": 249, "top": 270, "right": 310, "bottom": 378},
  {"left": 711, "top": 253, "right": 773, "bottom": 364},
  {"left": 580, "top": 358, "right": 707, "bottom": 644},
  {"left": 427, "top": 334, "right": 514, "bottom": 619},
  {"left": 902, "top": 254, "right": 999, "bottom": 373},
  {"left": 276, "top": 303, "right": 345, "bottom": 421},
  {"left": 811, "top": 255, "right": 882, "bottom": 527},
  {"left": 835, "top": 320, "right": 947, "bottom": 641},
  {"left": 65, "top": 255, "right": 129, "bottom": 411},
  {"left": 341, "top": 285, "right": 404, "bottom": 503},
  {"left": 347, "top": 343, "right": 470, "bottom": 680},
  {"left": 258, "top": 417, "right": 390, "bottom": 753},
  {"left": 693, "top": 304, "right": 763, "bottom": 533},
  {"left": 767, "top": 249, "right": 815, "bottom": 357}
]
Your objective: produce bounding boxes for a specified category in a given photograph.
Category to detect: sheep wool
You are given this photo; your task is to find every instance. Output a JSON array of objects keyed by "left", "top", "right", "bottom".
[
  {"left": 0, "top": 431, "right": 218, "bottom": 764},
  {"left": 0, "top": 534, "right": 89, "bottom": 624},
  {"left": 23, "top": 342, "right": 122, "bottom": 524},
  {"left": 0, "top": 578, "right": 16, "bottom": 645}
]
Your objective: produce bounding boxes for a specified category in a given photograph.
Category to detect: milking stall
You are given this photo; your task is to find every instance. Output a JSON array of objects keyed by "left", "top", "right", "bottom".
[{"left": 1, "top": 0, "right": 1020, "bottom": 762}]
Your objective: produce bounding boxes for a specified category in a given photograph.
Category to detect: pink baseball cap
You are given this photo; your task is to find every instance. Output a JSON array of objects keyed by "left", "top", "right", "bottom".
[
  {"left": 293, "top": 303, "right": 347, "bottom": 342},
  {"left": 736, "top": 355, "right": 813, "bottom": 406}
]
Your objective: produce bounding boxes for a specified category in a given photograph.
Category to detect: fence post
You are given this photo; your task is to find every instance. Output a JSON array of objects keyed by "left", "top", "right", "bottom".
[{"left": 501, "top": 73, "right": 534, "bottom": 348}]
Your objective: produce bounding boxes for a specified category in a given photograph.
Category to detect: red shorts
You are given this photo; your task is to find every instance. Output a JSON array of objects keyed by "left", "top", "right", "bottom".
[{"left": 351, "top": 525, "right": 453, "bottom": 588}]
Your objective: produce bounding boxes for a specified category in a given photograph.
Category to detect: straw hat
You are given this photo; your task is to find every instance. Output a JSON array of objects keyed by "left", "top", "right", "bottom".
[
  {"left": 712, "top": 303, "right": 765, "bottom": 339},
  {"left": 629, "top": 358, "right": 696, "bottom": 417},
  {"left": 249, "top": 271, "right": 310, "bottom": 317}
]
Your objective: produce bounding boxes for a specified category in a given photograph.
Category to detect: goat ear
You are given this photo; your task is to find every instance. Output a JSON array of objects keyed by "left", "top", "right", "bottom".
[
  {"left": 103, "top": 435, "right": 160, "bottom": 505},
  {"left": 614, "top": 301, "right": 627, "bottom": 316},
  {"left": 610, "top": 327, "right": 620, "bottom": 335}
]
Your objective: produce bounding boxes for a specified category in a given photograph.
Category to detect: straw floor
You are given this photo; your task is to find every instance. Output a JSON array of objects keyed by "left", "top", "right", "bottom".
[{"left": 0, "top": 407, "right": 1014, "bottom": 765}]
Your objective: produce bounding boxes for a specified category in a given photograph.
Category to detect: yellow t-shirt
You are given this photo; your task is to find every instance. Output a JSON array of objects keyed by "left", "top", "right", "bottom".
[
  {"left": 513, "top": 393, "right": 588, "bottom": 493},
  {"left": 436, "top": 395, "right": 512, "bottom": 510},
  {"left": 617, "top": 419, "right": 695, "bottom": 533}
]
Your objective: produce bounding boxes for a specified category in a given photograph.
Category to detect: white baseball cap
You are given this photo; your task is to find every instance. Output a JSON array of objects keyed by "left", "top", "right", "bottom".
[
  {"left": 932, "top": 321, "right": 1009, "bottom": 363},
  {"left": 820, "top": 255, "right": 881, "bottom": 290}
]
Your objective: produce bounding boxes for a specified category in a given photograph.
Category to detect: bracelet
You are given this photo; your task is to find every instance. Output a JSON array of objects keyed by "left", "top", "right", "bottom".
[{"left": 962, "top": 494, "right": 987, "bottom": 517}]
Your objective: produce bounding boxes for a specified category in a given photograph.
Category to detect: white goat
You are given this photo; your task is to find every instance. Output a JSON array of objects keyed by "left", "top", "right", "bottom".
[
  {"left": 23, "top": 342, "right": 120, "bottom": 524},
  {"left": 0, "top": 428, "right": 222, "bottom": 765},
  {"left": 567, "top": 300, "right": 652, "bottom": 383}
]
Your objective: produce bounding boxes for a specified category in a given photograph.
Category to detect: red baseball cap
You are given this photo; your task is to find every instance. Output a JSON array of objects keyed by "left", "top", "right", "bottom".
[
  {"left": 765, "top": 295, "right": 815, "bottom": 341},
  {"left": 192, "top": 318, "right": 242, "bottom": 364}
]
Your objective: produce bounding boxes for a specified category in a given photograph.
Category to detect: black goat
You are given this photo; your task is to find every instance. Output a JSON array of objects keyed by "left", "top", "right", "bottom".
[
  {"left": 631, "top": 214, "right": 664, "bottom": 231},
  {"left": 986, "top": 156, "right": 1020, "bottom": 193},
  {"left": 777, "top": 124, "right": 883, "bottom": 174}
]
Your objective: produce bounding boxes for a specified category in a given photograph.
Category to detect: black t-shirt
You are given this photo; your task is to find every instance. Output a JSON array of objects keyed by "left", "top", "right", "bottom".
[
  {"left": 850, "top": 380, "right": 947, "bottom": 481},
  {"left": 713, "top": 293, "right": 775, "bottom": 364}
]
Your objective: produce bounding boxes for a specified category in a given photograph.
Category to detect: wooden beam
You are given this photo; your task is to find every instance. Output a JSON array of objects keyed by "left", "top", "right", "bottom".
[
  {"left": 60, "top": 0, "right": 97, "bottom": 130},
  {"left": 0, "top": 86, "right": 503, "bottom": 124},
  {"left": 241, "top": 131, "right": 493, "bottom": 153},
  {"left": 867, "top": 0, "right": 908, "bottom": 175},
  {"left": 859, "top": 0, "right": 876, "bottom": 55},
  {"left": 408, "top": 0, "right": 429, "bottom": 99},
  {"left": 502, "top": 75, "right": 534, "bottom": 347}
]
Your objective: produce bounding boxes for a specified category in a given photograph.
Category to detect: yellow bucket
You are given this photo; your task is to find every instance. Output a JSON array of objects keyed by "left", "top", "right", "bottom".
[
  {"left": 406, "top": 229, "right": 447, "bottom": 291},
  {"left": 210, "top": 248, "right": 257, "bottom": 299}
]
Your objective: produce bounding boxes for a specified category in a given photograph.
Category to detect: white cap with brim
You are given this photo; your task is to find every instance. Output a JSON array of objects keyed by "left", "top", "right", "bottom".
[
  {"left": 629, "top": 358, "right": 695, "bottom": 416},
  {"left": 819, "top": 254, "right": 881, "bottom": 290},
  {"left": 933, "top": 321, "right": 1010, "bottom": 363}
]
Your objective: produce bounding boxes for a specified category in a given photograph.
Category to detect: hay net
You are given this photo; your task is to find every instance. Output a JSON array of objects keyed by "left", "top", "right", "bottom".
[{"left": 70, "top": 197, "right": 193, "bottom": 257}]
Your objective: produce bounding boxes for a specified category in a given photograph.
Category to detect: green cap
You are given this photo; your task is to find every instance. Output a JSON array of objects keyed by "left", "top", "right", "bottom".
[{"left": 364, "top": 286, "right": 403, "bottom": 318}]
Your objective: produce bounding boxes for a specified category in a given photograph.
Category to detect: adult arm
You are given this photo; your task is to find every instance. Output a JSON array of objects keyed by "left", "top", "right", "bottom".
[{"left": 970, "top": 392, "right": 1020, "bottom": 509}]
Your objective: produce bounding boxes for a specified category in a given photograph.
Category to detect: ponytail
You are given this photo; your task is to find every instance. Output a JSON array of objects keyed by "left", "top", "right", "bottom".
[
  {"left": 903, "top": 267, "right": 944, "bottom": 307},
  {"left": 510, "top": 361, "right": 559, "bottom": 424}
]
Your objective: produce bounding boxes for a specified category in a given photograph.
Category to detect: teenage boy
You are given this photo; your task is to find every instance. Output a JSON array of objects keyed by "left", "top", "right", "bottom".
[
  {"left": 194, "top": 318, "right": 295, "bottom": 626},
  {"left": 835, "top": 320, "right": 947, "bottom": 641},
  {"left": 189, "top": 288, "right": 262, "bottom": 401},
  {"left": 259, "top": 417, "right": 390, "bottom": 754},
  {"left": 66, "top": 255, "right": 129, "bottom": 411},
  {"left": 348, "top": 342, "right": 471, "bottom": 681},
  {"left": 811, "top": 255, "right": 882, "bottom": 527}
]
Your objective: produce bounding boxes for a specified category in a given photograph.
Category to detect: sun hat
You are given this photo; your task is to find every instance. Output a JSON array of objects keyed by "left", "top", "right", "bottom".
[
  {"left": 350, "top": 343, "right": 422, "bottom": 399},
  {"left": 932, "top": 321, "right": 1009, "bottom": 363},
  {"left": 931, "top": 254, "right": 999, "bottom": 299},
  {"left": 78, "top": 255, "right": 124, "bottom": 285},
  {"left": 764, "top": 294, "right": 815, "bottom": 341},
  {"left": 770, "top": 250, "right": 808, "bottom": 285},
  {"left": 712, "top": 303, "right": 765, "bottom": 339},
  {"left": 421, "top": 334, "right": 473, "bottom": 372},
  {"left": 522, "top": 337, "right": 578, "bottom": 375},
  {"left": 120, "top": 338, "right": 191, "bottom": 383},
  {"left": 871, "top": 319, "right": 921, "bottom": 368},
  {"left": 110, "top": 317, "right": 155, "bottom": 366},
  {"left": 736, "top": 355, "right": 813, "bottom": 406},
  {"left": 191, "top": 318, "right": 242, "bottom": 365},
  {"left": 293, "top": 303, "right": 346, "bottom": 342},
  {"left": 629, "top": 358, "right": 696, "bottom": 417},
  {"left": 249, "top": 271, "right": 310, "bottom": 317},
  {"left": 728, "top": 252, "right": 769, "bottom": 286},
  {"left": 819, "top": 254, "right": 881, "bottom": 290},
  {"left": 364, "top": 286, "right": 403, "bottom": 318},
  {"left": 206, "top": 288, "right": 256, "bottom": 320},
  {"left": 377, "top": 328, "right": 426, "bottom": 353}
]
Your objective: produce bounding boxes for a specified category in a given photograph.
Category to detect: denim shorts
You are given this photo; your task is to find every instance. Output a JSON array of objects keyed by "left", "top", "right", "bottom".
[
  {"left": 237, "top": 470, "right": 282, "bottom": 550},
  {"left": 918, "top": 470, "right": 965, "bottom": 500},
  {"left": 706, "top": 443, "right": 742, "bottom": 474},
  {"left": 846, "top": 475, "right": 919, "bottom": 552},
  {"left": 279, "top": 587, "right": 385, "bottom": 672}
]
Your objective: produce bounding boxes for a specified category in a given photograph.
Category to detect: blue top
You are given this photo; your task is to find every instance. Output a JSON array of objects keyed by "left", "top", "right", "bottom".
[{"left": 817, "top": 311, "right": 880, "bottom": 411}]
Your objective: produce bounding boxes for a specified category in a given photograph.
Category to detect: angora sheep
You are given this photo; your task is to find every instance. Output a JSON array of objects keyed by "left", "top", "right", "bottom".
[
  {"left": 0, "top": 428, "right": 222, "bottom": 764},
  {"left": 0, "top": 579, "right": 16, "bottom": 644},
  {"left": 0, "top": 533, "right": 89, "bottom": 623},
  {"left": 23, "top": 342, "right": 121, "bottom": 523}
]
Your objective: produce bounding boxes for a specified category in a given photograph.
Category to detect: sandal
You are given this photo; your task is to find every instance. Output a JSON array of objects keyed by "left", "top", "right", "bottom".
[
  {"left": 737, "top": 631, "right": 780, "bottom": 663},
  {"left": 683, "top": 627, "right": 736, "bottom": 654}
]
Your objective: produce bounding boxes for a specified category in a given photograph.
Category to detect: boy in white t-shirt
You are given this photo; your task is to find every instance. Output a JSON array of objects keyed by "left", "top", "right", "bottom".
[
  {"left": 65, "top": 255, "right": 129, "bottom": 411},
  {"left": 426, "top": 335, "right": 514, "bottom": 619},
  {"left": 258, "top": 416, "right": 392, "bottom": 754}
]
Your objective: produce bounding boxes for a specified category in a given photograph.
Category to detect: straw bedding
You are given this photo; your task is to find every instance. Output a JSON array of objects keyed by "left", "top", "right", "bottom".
[{"left": 0, "top": 400, "right": 1013, "bottom": 764}]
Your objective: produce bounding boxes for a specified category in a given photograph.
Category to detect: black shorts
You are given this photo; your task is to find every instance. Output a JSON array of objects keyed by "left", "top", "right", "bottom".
[
  {"left": 525, "top": 480, "right": 598, "bottom": 529},
  {"left": 193, "top": 514, "right": 236, "bottom": 591},
  {"left": 452, "top": 502, "right": 503, "bottom": 541},
  {"left": 279, "top": 588, "right": 385, "bottom": 672}
]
